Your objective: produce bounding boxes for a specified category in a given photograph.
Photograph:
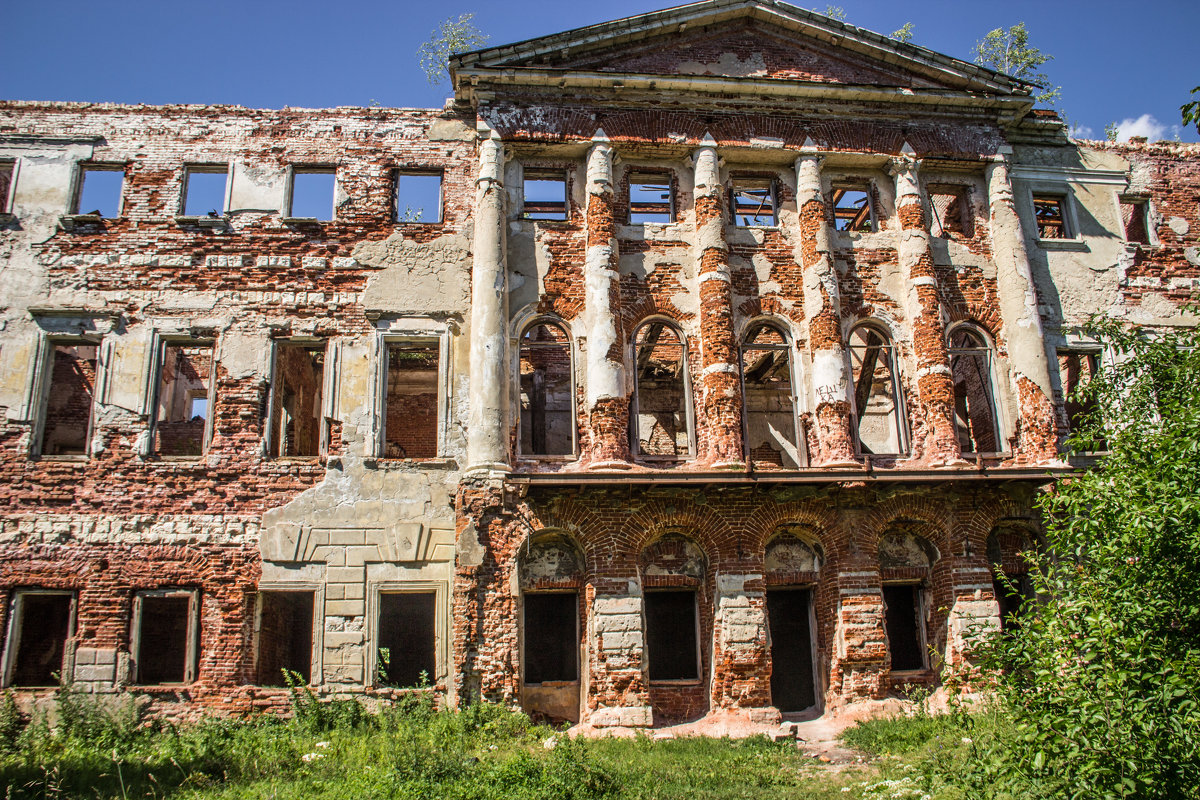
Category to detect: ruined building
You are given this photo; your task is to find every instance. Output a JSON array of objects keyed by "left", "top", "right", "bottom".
[{"left": 1, "top": 0, "right": 1197, "bottom": 726}]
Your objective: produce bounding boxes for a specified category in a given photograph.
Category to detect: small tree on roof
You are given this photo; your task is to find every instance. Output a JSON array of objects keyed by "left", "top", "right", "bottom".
[
  {"left": 418, "top": 14, "right": 489, "bottom": 87},
  {"left": 974, "top": 22, "right": 1060, "bottom": 107}
]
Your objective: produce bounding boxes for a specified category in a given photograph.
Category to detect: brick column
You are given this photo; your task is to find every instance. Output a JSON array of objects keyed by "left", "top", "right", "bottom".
[
  {"left": 890, "top": 155, "right": 960, "bottom": 465},
  {"left": 466, "top": 134, "right": 510, "bottom": 473},
  {"left": 583, "top": 133, "right": 631, "bottom": 468},
  {"left": 693, "top": 139, "right": 743, "bottom": 466},
  {"left": 794, "top": 154, "right": 857, "bottom": 466},
  {"left": 986, "top": 148, "right": 1059, "bottom": 462}
]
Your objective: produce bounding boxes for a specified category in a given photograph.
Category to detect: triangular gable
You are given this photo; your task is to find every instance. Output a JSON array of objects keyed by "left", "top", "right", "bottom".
[{"left": 452, "top": 0, "right": 1029, "bottom": 96}]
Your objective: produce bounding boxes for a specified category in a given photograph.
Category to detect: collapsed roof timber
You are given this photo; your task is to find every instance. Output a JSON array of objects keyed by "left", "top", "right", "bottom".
[{"left": 0, "top": 0, "right": 1196, "bottom": 727}]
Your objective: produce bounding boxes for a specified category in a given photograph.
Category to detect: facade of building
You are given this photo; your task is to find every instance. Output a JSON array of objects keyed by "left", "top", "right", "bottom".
[{"left": 0, "top": 1, "right": 1197, "bottom": 725}]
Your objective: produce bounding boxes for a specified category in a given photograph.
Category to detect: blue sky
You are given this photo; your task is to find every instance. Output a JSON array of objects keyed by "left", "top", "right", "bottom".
[{"left": 5, "top": 0, "right": 1197, "bottom": 143}]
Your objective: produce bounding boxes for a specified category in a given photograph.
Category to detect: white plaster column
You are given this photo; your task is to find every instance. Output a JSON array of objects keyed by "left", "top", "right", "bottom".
[
  {"left": 986, "top": 147, "right": 1060, "bottom": 462},
  {"left": 795, "top": 153, "right": 856, "bottom": 466},
  {"left": 466, "top": 133, "right": 510, "bottom": 473},
  {"left": 583, "top": 131, "right": 630, "bottom": 466}
]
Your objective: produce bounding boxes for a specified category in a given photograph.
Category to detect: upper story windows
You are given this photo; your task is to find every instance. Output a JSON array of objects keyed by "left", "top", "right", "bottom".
[
  {"left": 152, "top": 341, "right": 214, "bottom": 458},
  {"left": 0, "top": 161, "right": 14, "bottom": 213},
  {"left": 1118, "top": 195, "right": 1152, "bottom": 245},
  {"left": 927, "top": 185, "right": 974, "bottom": 240},
  {"left": 729, "top": 177, "right": 777, "bottom": 227},
  {"left": 73, "top": 164, "right": 124, "bottom": 217},
  {"left": 395, "top": 170, "right": 443, "bottom": 223},
  {"left": 947, "top": 324, "right": 1002, "bottom": 455},
  {"left": 830, "top": 183, "right": 874, "bottom": 232},
  {"left": 287, "top": 167, "right": 336, "bottom": 221},
  {"left": 378, "top": 338, "right": 443, "bottom": 460},
  {"left": 523, "top": 170, "right": 568, "bottom": 221},
  {"left": 848, "top": 323, "right": 906, "bottom": 456},
  {"left": 518, "top": 320, "right": 575, "bottom": 458},
  {"left": 631, "top": 319, "right": 694, "bottom": 460},
  {"left": 740, "top": 321, "right": 805, "bottom": 468},
  {"left": 36, "top": 342, "right": 100, "bottom": 458},
  {"left": 268, "top": 341, "right": 328, "bottom": 459},
  {"left": 628, "top": 172, "right": 674, "bottom": 223},
  {"left": 1032, "top": 193, "right": 1072, "bottom": 239},
  {"left": 181, "top": 165, "right": 229, "bottom": 217}
]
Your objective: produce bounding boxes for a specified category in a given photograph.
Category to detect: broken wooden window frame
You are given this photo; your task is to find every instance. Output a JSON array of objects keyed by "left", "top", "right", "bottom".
[
  {"left": 522, "top": 167, "right": 569, "bottom": 221},
  {"left": 1028, "top": 188, "right": 1079, "bottom": 242},
  {"left": 947, "top": 322, "right": 1005, "bottom": 456},
  {"left": 131, "top": 588, "right": 200, "bottom": 686},
  {"left": 516, "top": 316, "right": 577, "bottom": 460},
  {"left": 829, "top": 181, "right": 876, "bottom": 233},
  {"left": 1116, "top": 193, "right": 1155, "bottom": 246},
  {"left": 394, "top": 169, "right": 444, "bottom": 224},
  {"left": 847, "top": 322, "right": 908, "bottom": 457},
  {"left": 265, "top": 338, "right": 333, "bottom": 459},
  {"left": 149, "top": 334, "right": 216, "bottom": 459},
  {"left": 729, "top": 176, "right": 778, "bottom": 227},
  {"left": 284, "top": 165, "right": 338, "bottom": 222},
  {"left": 1, "top": 589, "right": 76, "bottom": 688},
  {"left": 253, "top": 583, "right": 323, "bottom": 686},
  {"left": 627, "top": 170, "right": 674, "bottom": 224},
  {"left": 0, "top": 158, "right": 17, "bottom": 215},
  {"left": 738, "top": 318, "right": 808, "bottom": 468},
  {"left": 629, "top": 317, "right": 696, "bottom": 461},
  {"left": 367, "top": 581, "right": 447, "bottom": 689},
  {"left": 371, "top": 323, "right": 450, "bottom": 461},
  {"left": 70, "top": 163, "right": 126, "bottom": 217}
]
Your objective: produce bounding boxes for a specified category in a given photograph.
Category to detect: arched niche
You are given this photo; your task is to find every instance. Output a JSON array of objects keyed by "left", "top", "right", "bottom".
[
  {"left": 518, "top": 533, "right": 584, "bottom": 591},
  {"left": 764, "top": 526, "right": 824, "bottom": 585},
  {"left": 639, "top": 533, "right": 706, "bottom": 585}
]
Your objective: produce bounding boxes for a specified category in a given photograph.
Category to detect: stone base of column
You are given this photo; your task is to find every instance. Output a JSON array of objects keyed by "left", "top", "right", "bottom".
[
  {"left": 586, "top": 460, "right": 634, "bottom": 471},
  {"left": 463, "top": 462, "right": 512, "bottom": 477},
  {"left": 710, "top": 459, "right": 746, "bottom": 470},
  {"left": 587, "top": 705, "right": 654, "bottom": 728}
]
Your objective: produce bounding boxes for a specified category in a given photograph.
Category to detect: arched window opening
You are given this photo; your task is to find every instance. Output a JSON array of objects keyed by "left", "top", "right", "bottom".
[
  {"left": 741, "top": 322, "right": 804, "bottom": 468},
  {"left": 948, "top": 326, "right": 1000, "bottom": 454},
  {"left": 519, "top": 321, "right": 574, "bottom": 457},
  {"left": 849, "top": 325, "right": 904, "bottom": 455},
  {"left": 632, "top": 321, "right": 693, "bottom": 459},
  {"left": 879, "top": 528, "right": 938, "bottom": 672}
]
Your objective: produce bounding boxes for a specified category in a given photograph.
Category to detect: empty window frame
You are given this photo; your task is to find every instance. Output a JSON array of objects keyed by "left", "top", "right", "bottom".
[
  {"left": 632, "top": 321, "right": 693, "bottom": 459},
  {"left": 37, "top": 342, "right": 99, "bottom": 457},
  {"left": 288, "top": 167, "right": 336, "bottom": 220},
  {"left": 132, "top": 590, "right": 198, "bottom": 685},
  {"left": 256, "top": 590, "right": 315, "bottom": 685},
  {"left": 1032, "top": 193, "right": 1071, "bottom": 239},
  {"left": 519, "top": 321, "right": 574, "bottom": 457},
  {"left": 740, "top": 322, "right": 805, "bottom": 468},
  {"left": 1119, "top": 195, "right": 1151, "bottom": 244},
  {"left": 2, "top": 591, "right": 74, "bottom": 688},
  {"left": 1057, "top": 349, "right": 1106, "bottom": 451},
  {"left": 381, "top": 341, "right": 441, "bottom": 459},
  {"left": 848, "top": 325, "right": 905, "bottom": 455},
  {"left": 153, "top": 342, "right": 214, "bottom": 457},
  {"left": 395, "top": 171, "right": 443, "bottom": 223},
  {"left": 927, "top": 185, "right": 973, "bottom": 240},
  {"left": 181, "top": 166, "right": 229, "bottom": 217},
  {"left": 269, "top": 342, "right": 326, "bottom": 458},
  {"left": 523, "top": 593, "right": 579, "bottom": 684},
  {"left": 830, "top": 183, "right": 874, "bottom": 232},
  {"left": 0, "top": 161, "right": 13, "bottom": 213},
  {"left": 730, "top": 178, "right": 777, "bottom": 226},
  {"left": 948, "top": 325, "right": 1001, "bottom": 454},
  {"left": 644, "top": 590, "right": 700, "bottom": 681},
  {"left": 376, "top": 591, "right": 436, "bottom": 687},
  {"left": 882, "top": 584, "right": 926, "bottom": 671},
  {"left": 523, "top": 170, "right": 568, "bottom": 221},
  {"left": 73, "top": 165, "right": 124, "bottom": 217},
  {"left": 628, "top": 172, "right": 674, "bottom": 223}
]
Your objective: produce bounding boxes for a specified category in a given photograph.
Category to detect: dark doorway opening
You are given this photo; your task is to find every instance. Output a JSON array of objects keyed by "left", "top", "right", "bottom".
[
  {"left": 10, "top": 593, "right": 73, "bottom": 687},
  {"left": 767, "top": 589, "right": 816, "bottom": 712},
  {"left": 377, "top": 592, "right": 436, "bottom": 687},
  {"left": 645, "top": 590, "right": 699, "bottom": 681},
  {"left": 883, "top": 584, "right": 925, "bottom": 671},
  {"left": 523, "top": 593, "right": 578, "bottom": 684},
  {"left": 257, "top": 591, "right": 315, "bottom": 685}
]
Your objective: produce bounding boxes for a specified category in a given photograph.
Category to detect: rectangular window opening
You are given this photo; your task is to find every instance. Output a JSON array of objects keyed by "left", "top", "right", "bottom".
[
  {"left": 1057, "top": 350, "right": 1106, "bottom": 451},
  {"left": 256, "top": 591, "right": 315, "bottom": 685},
  {"left": 645, "top": 590, "right": 699, "bottom": 681},
  {"left": 40, "top": 343, "right": 98, "bottom": 457},
  {"left": 289, "top": 168, "right": 336, "bottom": 221},
  {"left": 376, "top": 592, "right": 436, "bottom": 687},
  {"left": 270, "top": 343, "right": 325, "bottom": 458},
  {"left": 154, "top": 343, "right": 214, "bottom": 457},
  {"left": 383, "top": 341, "right": 440, "bottom": 459},
  {"left": 6, "top": 592, "right": 73, "bottom": 687},
  {"left": 0, "top": 162, "right": 13, "bottom": 212},
  {"left": 182, "top": 167, "right": 228, "bottom": 217},
  {"left": 730, "top": 178, "right": 777, "bottom": 227},
  {"left": 831, "top": 184, "right": 874, "bottom": 232},
  {"left": 1033, "top": 194, "right": 1069, "bottom": 239},
  {"left": 395, "top": 171, "right": 443, "bottom": 223},
  {"left": 883, "top": 584, "right": 925, "bottom": 671},
  {"left": 1119, "top": 196, "right": 1150, "bottom": 244},
  {"left": 523, "top": 593, "right": 579, "bottom": 684},
  {"left": 628, "top": 172, "right": 673, "bottom": 223},
  {"left": 519, "top": 324, "right": 574, "bottom": 457},
  {"left": 523, "top": 171, "right": 568, "bottom": 221},
  {"left": 134, "top": 592, "right": 196, "bottom": 685},
  {"left": 928, "top": 186, "right": 973, "bottom": 240},
  {"left": 74, "top": 166, "right": 124, "bottom": 217}
]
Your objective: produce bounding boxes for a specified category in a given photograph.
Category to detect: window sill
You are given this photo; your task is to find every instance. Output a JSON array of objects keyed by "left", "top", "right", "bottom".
[
  {"left": 58, "top": 214, "right": 115, "bottom": 231},
  {"left": 35, "top": 454, "right": 89, "bottom": 462},
  {"left": 649, "top": 678, "right": 703, "bottom": 686},
  {"left": 155, "top": 455, "right": 206, "bottom": 462},
  {"left": 1036, "top": 238, "right": 1089, "bottom": 252},
  {"left": 523, "top": 680, "right": 580, "bottom": 688},
  {"left": 517, "top": 454, "right": 578, "bottom": 462},
  {"left": 367, "top": 457, "right": 457, "bottom": 470},
  {"left": 175, "top": 215, "right": 229, "bottom": 229},
  {"left": 393, "top": 220, "right": 443, "bottom": 227},
  {"left": 282, "top": 216, "right": 330, "bottom": 227},
  {"left": 271, "top": 455, "right": 322, "bottom": 462}
]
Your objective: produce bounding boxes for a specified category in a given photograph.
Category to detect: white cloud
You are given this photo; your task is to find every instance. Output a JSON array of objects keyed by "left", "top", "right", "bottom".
[
  {"left": 1115, "top": 114, "right": 1167, "bottom": 143},
  {"left": 1068, "top": 124, "right": 1094, "bottom": 140}
]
